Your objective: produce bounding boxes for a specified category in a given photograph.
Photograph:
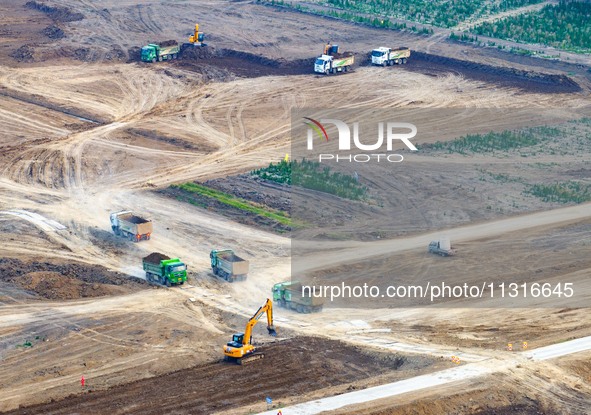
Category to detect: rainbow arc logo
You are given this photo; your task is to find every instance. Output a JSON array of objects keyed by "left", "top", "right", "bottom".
[{"left": 303, "top": 117, "right": 328, "bottom": 148}]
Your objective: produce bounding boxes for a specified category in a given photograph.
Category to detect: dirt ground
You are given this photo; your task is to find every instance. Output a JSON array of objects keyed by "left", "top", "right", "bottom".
[
  {"left": 0, "top": 0, "right": 589, "bottom": 413},
  {"left": 1, "top": 336, "right": 447, "bottom": 415},
  {"left": 0, "top": 257, "right": 149, "bottom": 301}
]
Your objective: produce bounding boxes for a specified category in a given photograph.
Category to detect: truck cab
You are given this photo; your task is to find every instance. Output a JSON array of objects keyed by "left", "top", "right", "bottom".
[
  {"left": 141, "top": 44, "right": 158, "bottom": 63},
  {"left": 109, "top": 210, "right": 131, "bottom": 231},
  {"left": 163, "top": 259, "right": 187, "bottom": 283},
  {"left": 371, "top": 46, "right": 409, "bottom": 66},
  {"left": 314, "top": 55, "right": 333, "bottom": 74},
  {"left": 371, "top": 47, "right": 390, "bottom": 66}
]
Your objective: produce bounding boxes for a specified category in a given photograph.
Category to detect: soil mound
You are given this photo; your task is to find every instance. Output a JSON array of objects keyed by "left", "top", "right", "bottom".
[
  {"left": 0, "top": 258, "right": 149, "bottom": 300},
  {"left": 9, "top": 45, "right": 35, "bottom": 62},
  {"left": 16, "top": 271, "right": 127, "bottom": 300},
  {"left": 409, "top": 51, "right": 581, "bottom": 94},
  {"left": 25, "top": 1, "right": 84, "bottom": 23},
  {"left": 42, "top": 25, "right": 64, "bottom": 40},
  {"left": 177, "top": 47, "right": 313, "bottom": 78}
]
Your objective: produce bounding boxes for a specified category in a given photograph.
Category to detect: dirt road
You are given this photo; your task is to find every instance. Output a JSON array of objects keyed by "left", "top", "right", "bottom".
[{"left": 255, "top": 335, "right": 591, "bottom": 415}]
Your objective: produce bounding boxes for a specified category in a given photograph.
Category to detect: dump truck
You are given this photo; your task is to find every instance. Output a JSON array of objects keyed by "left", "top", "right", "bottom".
[
  {"left": 141, "top": 40, "right": 180, "bottom": 63},
  {"left": 142, "top": 252, "right": 187, "bottom": 286},
  {"left": 371, "top": 46, "right": 410, "bottom": 66},
  {"left": 141, "top": 23, "right": 206, "bottom": 63},
  {"left": 223, "top": 298, "right": 277, "bottom": 365},
  {"left": 210, "top": 249, "right": 249, "bottom": 282},
  {"left": 272, "top": 281, "right": 324, "bottom": 313},
  {"left": 314, "top": 43, "right": 354, "bottom": 75},
  {"left": 110, "top": 211, "right": 153, "bottom": 242},
  {"left": 428, "top": 238, "right": 455, "bottom": 256}
]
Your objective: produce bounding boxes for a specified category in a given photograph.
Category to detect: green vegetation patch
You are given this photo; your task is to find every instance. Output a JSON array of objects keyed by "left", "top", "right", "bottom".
[
  {"left": 252, "top": 159, "right": 368, "bottom": 200},
  {"left": 426, "top": 126, "right": 561, "bottom": 154},
  {"left": 471, "top": 1, "right": 591, "bottom": 53},
  {"left": 172, "top": 182, "right": 291, "bottom": 226},
  {"left": 525, "top": 181, "right": 591, "bottom": 204},
  {"left": 318, "top": 0, "right": 541, "bottom": 28}
]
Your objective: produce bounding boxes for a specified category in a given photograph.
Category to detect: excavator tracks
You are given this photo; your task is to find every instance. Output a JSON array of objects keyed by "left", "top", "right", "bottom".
[{"left": 238, "top": 352, "right": 264, "bottom": 365}]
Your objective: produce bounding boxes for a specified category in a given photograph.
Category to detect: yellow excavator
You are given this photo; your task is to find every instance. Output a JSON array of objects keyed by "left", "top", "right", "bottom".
[
  {"left": 188, "top": 23, "right": 205, "bottom": 46},
  {"left": 223, "top": 298, "right": 277, "bottom": 365}
]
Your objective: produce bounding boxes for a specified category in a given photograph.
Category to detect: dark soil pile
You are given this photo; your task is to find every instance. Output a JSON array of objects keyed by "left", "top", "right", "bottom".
[
  {"left": 25, "top": 1, "right": 84, "bottom": 23},
  {"left": 2, "top": 336, "right": 442, "bottom": 415},
  {"left": 42, "top": 25, "right": 64, "bottom": 39},
  {"left": 0, "top": 258, "right": 149, "bottom": 300}
]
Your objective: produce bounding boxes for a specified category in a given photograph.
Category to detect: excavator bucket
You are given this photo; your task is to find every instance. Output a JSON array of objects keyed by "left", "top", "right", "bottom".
[{"left": 267, "top": 326, "right": 277, "bottom": 337}]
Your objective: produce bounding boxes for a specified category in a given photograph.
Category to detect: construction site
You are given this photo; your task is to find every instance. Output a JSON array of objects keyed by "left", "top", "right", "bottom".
[{"left": 0, "top": 0, "right": 590, "bottom": 414}]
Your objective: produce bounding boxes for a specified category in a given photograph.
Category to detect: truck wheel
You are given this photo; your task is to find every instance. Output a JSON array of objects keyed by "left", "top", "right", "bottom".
[
  {"left": 324, "top": 69, "right": 329, "bottom": 75},
  {"left": 402, "top": 58, "right": 407, "bottom": 64},
  {"left": 166, "top": 279, "right": 171, "bottom": 287},
  {"left": 212, "top": 266, "right": 218, "bottom": 276},
  {"left": 151, "top": 58, "right": 156, "bottom": 63},
  {"left": 296, "top": 304, "right": 304, "bottom": 313},
  {"left": 173, "top": 53, "right": 178, "bottom": 59},
  {"left": 158, "top": 56, "right": 163, "bottom": 62}
]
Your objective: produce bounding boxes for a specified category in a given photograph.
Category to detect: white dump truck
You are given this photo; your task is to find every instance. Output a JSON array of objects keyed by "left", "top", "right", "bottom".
[
  {"left": 314, "top": 43, "right": 354, "bottom": 75},
  {"left": 428, "top": 237, "right": 455, "bottom": 256},
  {"left": 110, "top": 211, "right": 153, "bottom": 242},
  {"left": 371, "top": 46, "right": 410, "bottom": 66}
]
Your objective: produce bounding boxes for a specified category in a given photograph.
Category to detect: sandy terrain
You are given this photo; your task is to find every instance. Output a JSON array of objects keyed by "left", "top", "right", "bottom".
[{"left": 0, "top": 0, "right": 589, "bottom": 413}]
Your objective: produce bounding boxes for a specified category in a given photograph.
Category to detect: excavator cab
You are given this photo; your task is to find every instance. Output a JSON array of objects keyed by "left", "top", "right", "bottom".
[
  {"left": 188, "top": 23, "right": 206, "bottom": 46},
  {"left": 228, "top": 333, "right": 245, "bottom": 348}
]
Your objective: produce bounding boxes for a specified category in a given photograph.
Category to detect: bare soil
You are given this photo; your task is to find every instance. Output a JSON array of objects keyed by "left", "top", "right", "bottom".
[
  {"left": 160, "top": 182, "right": 291, "bottom": 234},
  {"left": 406, "top": 51, "right": 582, "bottom": 94},
  {"left": 335, "top": 382, "right": 559, "bottom": 415},
  {"left": 0, "top": 258, "right": 149, "bottom": 301},
  {"left": 0, "top": 1, "right": 589, "bottom": 413},
  {"left": 1, "top": 337, "right": 444, "bottom": 415}
]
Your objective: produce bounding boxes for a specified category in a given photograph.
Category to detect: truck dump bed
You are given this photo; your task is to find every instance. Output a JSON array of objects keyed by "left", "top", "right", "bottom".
[
  {"left": 287, "top": 284, "right": 324, "bottom": 306},
  {"left": 143, "top": 252, "right": 170, "bottom": 265},
  {"left": 211, "top": 249, "right": 249, "bottom": 281},
  {"left": 330, "top": 51, "right": 354, "bottom": 59},
  {"left": 217, "top": 252, "right": 249, "bottom": 275},
  {"left": 120, "top": 214, "right": 153, "bottom": 235}
]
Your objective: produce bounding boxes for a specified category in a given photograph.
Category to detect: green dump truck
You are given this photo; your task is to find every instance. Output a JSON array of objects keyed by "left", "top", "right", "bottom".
[
  {"left": 210, "top": 249, "right": 249, "bottom": 282},
  {"left": 141, "top": 41, "right": 180, "bottom": 63},
  {"left": 143, "top": 252, "right": 187, "bottom": 286},
  {"left": 272, "top": 281, "right": 324, "bottom": 313}
]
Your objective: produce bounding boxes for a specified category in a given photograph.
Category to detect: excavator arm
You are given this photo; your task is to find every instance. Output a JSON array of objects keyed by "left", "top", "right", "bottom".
[
  {"left": 188, "top": 24, "right": 205, "bottom": 45},
  {"left": 243, "top": 298, "right": 276, "bottom": 345},
  {"left": 223, "top": 298, "right": 277, "bottom": 364}
]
